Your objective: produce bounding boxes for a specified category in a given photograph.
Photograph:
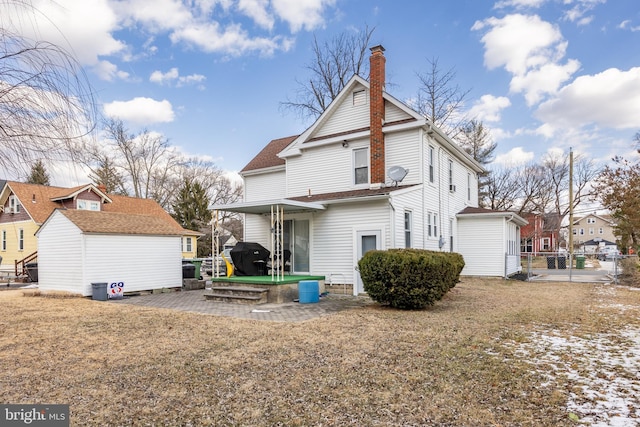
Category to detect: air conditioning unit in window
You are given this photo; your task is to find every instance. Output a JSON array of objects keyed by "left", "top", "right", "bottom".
[
  {"left": 7, "top": 207, "right": 15, "bottom": 214},
  {"left": 449, "top": 184, "right": 456, "bottom": 193}
]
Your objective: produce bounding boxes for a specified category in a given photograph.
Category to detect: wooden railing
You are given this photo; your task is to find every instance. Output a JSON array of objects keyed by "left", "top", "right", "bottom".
[{"left": 15, "top": 251, "right": 37, "bottom": 277}]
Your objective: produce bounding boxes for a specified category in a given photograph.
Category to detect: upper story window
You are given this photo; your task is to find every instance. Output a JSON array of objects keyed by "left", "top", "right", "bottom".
[
  {"left": 467, "top": 173, "right": 471, "bottom": 201},
  {"left": 428, "top": 146, "right": 435, "bottom": 183},
  {"left": 353, "top": 148, "right": 369, "bottom": 185},
  {"left": 8, "top": 195, "right": 20, "bottom": 214},
  {"left": 587, "top": 217, "right": 596, "bottom": 224},
  {"left": 353, "top": 89, "right": 366, "bottom": 106},
  {"left": 77, "top": 199, "right": 100, "bottom": 211}
]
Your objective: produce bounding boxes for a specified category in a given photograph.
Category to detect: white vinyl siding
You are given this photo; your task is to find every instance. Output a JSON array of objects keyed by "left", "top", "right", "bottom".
[
  {"left": 244, "top": 170, "right": 286, "bottom": 201},
  {"left": 312, "top": 84, "right": 370, "bottom": 139},
  {"left": 457, "top": 217, "right": 505, "bottom": 276},
  {"left": 286, "top": 137, "right": 369, "bottom": 196},
  {"left": 311, "top": 200, "right": 389, "bottom": 285},
  {"left": 385, "top": 131, "right": 421, "bottom": 185},
  {"left": 385, "top": 102, "right": 413, "bottom": 123}
]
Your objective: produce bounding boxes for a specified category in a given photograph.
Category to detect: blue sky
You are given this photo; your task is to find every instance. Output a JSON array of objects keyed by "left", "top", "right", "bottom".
[{"left": 3, "top": 0, "right": 640, "bottom": 185}]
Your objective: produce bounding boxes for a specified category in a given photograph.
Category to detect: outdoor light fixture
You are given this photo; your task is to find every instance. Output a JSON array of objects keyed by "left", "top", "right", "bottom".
[{"left": 342, "top": 141, "right": 349, "bottom": 148}]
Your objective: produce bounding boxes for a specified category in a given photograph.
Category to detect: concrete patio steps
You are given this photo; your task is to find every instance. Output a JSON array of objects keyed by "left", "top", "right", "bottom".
[{"left": 204, "top": 286, "right": 269, "bottom": 304}]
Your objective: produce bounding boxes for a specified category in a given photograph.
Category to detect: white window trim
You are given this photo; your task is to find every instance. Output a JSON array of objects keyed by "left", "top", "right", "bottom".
[
  {"left": 404, "top": 211, "right": 412, "bottom": 248},
  {"left": 353, "top": 147, "right": 369, "bottom": 187}
]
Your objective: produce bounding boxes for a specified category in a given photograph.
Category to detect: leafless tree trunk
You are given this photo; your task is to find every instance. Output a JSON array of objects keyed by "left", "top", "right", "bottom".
[
  {"left": 414, "top": 57, "right": 471, "bottom": 138},
  {"left": 0, "top": 1, "right": 97, "bottom": 179}
]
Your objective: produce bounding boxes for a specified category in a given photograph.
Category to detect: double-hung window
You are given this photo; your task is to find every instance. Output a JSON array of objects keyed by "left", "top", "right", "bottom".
[
  {"left": 353, "top": 148, "right": 369, "bottom": 185},
  {"left": 428, "top": 146, "right": 435, "bottom": 183},
  {"left": 404, "top": 211, "right": 412, "bottom": 248}
]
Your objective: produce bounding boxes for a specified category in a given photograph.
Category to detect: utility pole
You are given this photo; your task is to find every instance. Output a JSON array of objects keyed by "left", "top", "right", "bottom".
[{"left": 568, "top": 148, "right": 574, "bottom": 270}]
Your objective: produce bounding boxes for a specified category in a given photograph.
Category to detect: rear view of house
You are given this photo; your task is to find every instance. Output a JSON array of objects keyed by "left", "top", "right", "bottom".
[{"left": 213, "top": 46, "right": 526, "bottom": 292}]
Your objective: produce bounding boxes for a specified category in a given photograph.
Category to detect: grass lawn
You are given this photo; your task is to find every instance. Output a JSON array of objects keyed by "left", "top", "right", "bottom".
[{"left": 1, "top": 278, "right": 639, "bottom": 426}]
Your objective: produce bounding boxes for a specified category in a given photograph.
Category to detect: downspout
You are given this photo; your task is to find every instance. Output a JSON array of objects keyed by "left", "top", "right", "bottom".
[
  {"left": 437, "top": 146, "right": 445, "bottom": 250},
  {"left": 421, "top": 128, "right": 426, "bottom": 247}
]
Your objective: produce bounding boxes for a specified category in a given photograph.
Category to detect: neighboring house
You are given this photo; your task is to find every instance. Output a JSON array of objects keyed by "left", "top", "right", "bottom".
[
  {"left": 0, "top": 181, "right": 196, "bottom": 274},
  {"left": 571, "top": 213, "right": 618, "bottom": 248},
  {"left": 580, "top": 238, "right": 617, "bottom": 255},
  {"left": 36, "top": 209, "right": 183, "bottom": 296},
  {"left": 213, "top": 45, "right": 526, "bottom": 292},
  {"left": 520, "top": 212, "right": 562, "bottom": 253}
]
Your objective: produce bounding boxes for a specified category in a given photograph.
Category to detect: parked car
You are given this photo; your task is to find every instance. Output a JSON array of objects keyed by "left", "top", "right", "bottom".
[{"left": 598, "top": 246, "right": 622, "bottom": 261}]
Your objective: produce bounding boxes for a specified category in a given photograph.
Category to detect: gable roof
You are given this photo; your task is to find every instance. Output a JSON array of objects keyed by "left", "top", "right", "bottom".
[
  {"left": 241, "top": 135, "right": 298, "bottom": 174},
  {"left": 42, "top": 209, "right": 183, "bottom": 236},
  {"left": 1, "top": 181, "right": 184, "bottom": 233},
  {"left": 244, "top": 74, "right": 483, "bottom": 175}
]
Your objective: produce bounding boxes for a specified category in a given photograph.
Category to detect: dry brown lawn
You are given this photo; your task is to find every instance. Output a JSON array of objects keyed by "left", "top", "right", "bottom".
[{"left": 2, "top": 278, "right": 639, "bottom": 426}]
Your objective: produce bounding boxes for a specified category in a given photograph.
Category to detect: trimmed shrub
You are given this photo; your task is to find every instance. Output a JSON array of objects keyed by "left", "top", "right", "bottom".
[{"left": 358, "top": 249, "right": 464, "bottom": 309}]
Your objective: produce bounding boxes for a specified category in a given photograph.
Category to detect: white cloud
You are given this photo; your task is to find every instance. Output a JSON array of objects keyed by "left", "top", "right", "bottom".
[
  {"left": 510, "top": 59, "right": 581, "bottom": 105},
  {"left": 535, "top": 67, "right": 640, "bottom": 132},
  {"left": 93, "top": 60, "right": 130, "bottom": 81},
  {"left": 3, "top": 0, "right": 126, "bottom": 66},
  {"left": 562, "top": 0, "right": 605, "bottom": 25},
  {"left": 619, "top": 20, "right": 640, "bottom": 32},
  {"left": 238, "top": 0, "right": 275, "bottom": 30},
  {"left": 472, "top": 14, "right": 580, "bottom": 105},
  {"left": 494, "top": 147, "right": 535, "bottom": 167},
  {"left": 493, "top": 0, "right": 546, "bottom": 9},
  {"left": 150, "top": 68, "right": 206, "bottom": 88},
  {"left": 170, "top": 21, "right": 293, "bottom": 56},
  {"left": 468, "top": 94, "right": 512, "bottom": 123},
  {"left": 150, "top": 68, "right": 180, "bottom": 84},
  {"left": 103, "top": 97, "right": 175, "bottom": 125},
  {"left": 272, "top": 0, "right": 336, "bottom": 33}
]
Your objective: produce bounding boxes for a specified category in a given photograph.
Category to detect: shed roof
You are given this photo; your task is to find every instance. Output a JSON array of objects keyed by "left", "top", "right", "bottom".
[{"left": 54, "top": 209, "right": 183, "bottom": 236}]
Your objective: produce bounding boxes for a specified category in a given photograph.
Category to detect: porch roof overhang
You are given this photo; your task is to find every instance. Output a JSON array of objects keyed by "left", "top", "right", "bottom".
[{"left": 210, "top": 199, "right": 326, "bottom": 215}]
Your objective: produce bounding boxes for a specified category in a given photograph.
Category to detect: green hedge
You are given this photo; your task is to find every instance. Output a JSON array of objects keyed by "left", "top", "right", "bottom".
[{"left": 358, "top": 249, "right": 465, "bottom": 309}]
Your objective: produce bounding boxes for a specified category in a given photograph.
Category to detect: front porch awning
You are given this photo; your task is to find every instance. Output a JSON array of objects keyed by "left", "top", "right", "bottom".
[{"left": 210, "top": 199, "right": 326, "bottom": 215}]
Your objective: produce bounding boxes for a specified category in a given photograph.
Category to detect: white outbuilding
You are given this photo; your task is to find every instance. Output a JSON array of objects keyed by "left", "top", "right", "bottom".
[
  {"left": 36, "top": 209, "right": 183, "bottom": 296},
  {"left": 457, "top": 207, "right": 528, "bottom": 277}
]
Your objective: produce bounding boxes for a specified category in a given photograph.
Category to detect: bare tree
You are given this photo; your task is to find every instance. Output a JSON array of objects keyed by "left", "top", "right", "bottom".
[
  {"left": 483, "top": 167, "right": 519, "bottom": 211},
  {"left": 281, "top": 25, "right": 375, "bottom": 120},
  {"left": 0, "top": 1, "right": 97, "bottom": 178},
  {"left": 457, "top": 119, "right": 497, "bottom": 206},
  {"left": 414, "top": 57, "right": 471, "bottom": 138}
]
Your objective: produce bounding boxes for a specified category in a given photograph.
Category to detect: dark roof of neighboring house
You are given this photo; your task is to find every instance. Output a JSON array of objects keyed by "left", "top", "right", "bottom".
[
  {"left": 241, "top": 135, "right": 299, "bottom": 173},
  {"left": 56, "top": 209, "right": 183, "bottom": 236},
  {"left": 458, "top": 206, "right": 512, "bottom": 215},
  {"left": 288, "top": 184, "right": 418, "bottom": 203},
  {"left": 582, "top": 238, "right": 617, "bottom": 246}
]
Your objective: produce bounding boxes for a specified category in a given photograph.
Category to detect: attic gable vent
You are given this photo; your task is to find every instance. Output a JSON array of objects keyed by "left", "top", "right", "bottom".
[{"left": 353, "top": 89, "right": 366, "bottom": 106}]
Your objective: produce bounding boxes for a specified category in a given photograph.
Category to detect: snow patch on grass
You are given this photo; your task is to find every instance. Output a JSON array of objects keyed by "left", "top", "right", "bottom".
[{"left": 507, "top": 325, "right": 640, "bottom": 426}]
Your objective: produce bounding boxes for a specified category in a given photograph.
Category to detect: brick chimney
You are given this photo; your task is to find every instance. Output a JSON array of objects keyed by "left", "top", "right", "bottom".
[{"left": 369, "top": 45, "right": 386, "bottom": 184}]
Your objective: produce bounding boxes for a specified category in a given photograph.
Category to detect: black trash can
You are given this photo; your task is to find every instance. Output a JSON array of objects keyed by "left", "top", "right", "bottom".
[
  {"left": 91, "top": 282, "right": 108, "bottom": 301},
  {"left": 25, "top": 262, "right": 38, "bottom": 282},
  {"left": 546, "top": 256, "right": 556, "bottom": 269},
  {"left": 557, "top": 256, "right": 566, "bottom": 269},
  {"left": 182, "top": 263, "right": 196, "bottom": 279}
]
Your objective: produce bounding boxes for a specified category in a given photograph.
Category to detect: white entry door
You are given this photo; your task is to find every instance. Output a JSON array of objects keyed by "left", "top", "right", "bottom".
[{"left": 355, "top": 229, "right": 382, "bottom": 295}]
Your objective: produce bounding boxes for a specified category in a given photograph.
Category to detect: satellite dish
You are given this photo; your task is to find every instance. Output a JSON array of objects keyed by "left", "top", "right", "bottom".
[{"left": 387, "top": 166, "right": 408, "bottom": 186}]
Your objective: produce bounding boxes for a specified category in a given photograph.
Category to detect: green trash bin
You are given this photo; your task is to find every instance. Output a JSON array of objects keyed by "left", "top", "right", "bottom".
[
  {"left": 191, "top": 259, "right": 203, "bottom": 280},
  {"left": 576, "top": 255, "right": 585, "bottom": 269}
]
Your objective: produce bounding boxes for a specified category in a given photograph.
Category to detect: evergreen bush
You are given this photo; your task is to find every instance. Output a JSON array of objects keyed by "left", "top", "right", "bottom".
[{"left": 358, "top": 249, "right": 464, "bottom": 309}]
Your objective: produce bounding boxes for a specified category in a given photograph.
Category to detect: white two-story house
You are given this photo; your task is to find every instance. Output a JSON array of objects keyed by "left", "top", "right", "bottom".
[{"left": 214, "top": 46, "right": 526, "bottom": 293}]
